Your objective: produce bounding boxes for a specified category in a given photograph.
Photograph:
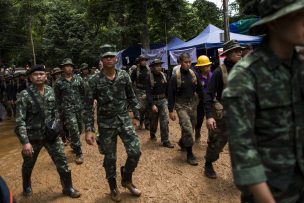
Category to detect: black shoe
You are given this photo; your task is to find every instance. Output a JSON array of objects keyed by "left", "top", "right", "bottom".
[
  {"left": 163, "top": 141, "right": 174, "bottom": 148},
  {"left": 22, "top": 173, "right": 32, "bottom": 196},
  {"left": 204, "top": 162, "right": 217, "bottom": 179},
  {"left": 187, "top": 154, "right": 198, "bottom": 166},
  {"left": 150, "top": 135, "right": 157, "bottom": 141},
  {"left": 178, "top": 139, "right": 186, "bottom": 152},
  {"left": 145, "top": 124, "right": 150, "bottom": 130},
  {"left": 59, "top": 171, "right": 81, "bottom": 198},
  {"left": 120, "top": 167, "right": 141, "bottom": 196}
]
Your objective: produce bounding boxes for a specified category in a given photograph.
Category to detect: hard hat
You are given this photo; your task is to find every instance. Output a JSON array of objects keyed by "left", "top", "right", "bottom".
[{"left": 195, "top": 55, "right": 212, "bottom": 67}]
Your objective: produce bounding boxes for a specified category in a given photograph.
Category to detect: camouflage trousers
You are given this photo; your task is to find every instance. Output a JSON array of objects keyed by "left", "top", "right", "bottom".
[
  {"left": 62, "top": 110, "right": 83, "bottom": 154},
  {"left": 22, "top": 137, "right": 70, "bottom": 179},
  {"left": 241, "top": 168, "right": 304, "bottom": 203},
  {"left": 135, "top": 88, "right": 150, "bottom": 127},
  {"left": 175, "top": 98, "right": 197, "bottom": 148},
  {"left": 97, "top": 119, "right": 141, "bottom": 179},
  {"left": 150, "top": 99, "right": 169, "bottom": 143},
  {"left": 205, "top": 117, "right": 227, "bottom": 162}
]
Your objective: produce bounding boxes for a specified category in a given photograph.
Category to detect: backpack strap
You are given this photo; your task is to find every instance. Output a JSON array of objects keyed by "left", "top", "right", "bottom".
[
  {"left": 220, "top": 64, "right": 228, "bottom": 87},
  {"left": 189, "top": 69, "right": 197, "bottom": 85},
  {"left": 176, "top": 67, "right": 197, "bottom": 89},
  {"left": 150, "top": 71, "right": 167, "bottom": 88},
  {"left": 26, "top": 88, "right": 45, "bottom": 119}
]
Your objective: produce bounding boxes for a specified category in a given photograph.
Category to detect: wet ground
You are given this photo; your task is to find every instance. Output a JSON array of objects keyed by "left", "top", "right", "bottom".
[{"left": 0, "top": 119, "right": 240, "bottom": 203}]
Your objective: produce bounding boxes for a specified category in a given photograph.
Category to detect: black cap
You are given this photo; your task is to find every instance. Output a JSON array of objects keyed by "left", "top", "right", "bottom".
[{"left": 27, "top": 65, "right": 46, "bottom": 75}]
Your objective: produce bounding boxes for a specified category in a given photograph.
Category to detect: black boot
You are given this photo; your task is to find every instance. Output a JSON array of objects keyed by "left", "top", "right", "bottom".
[
  {"left": 120, "top": 167, "right": 141, "bottom": 196},
  {"left": 108, "top": 178, "right": 121, "bottom": 202},
  {"left": 59, "top": 171, "right": 81, "bottom": 198},
  {"left": 186, "top": 147, "right": 198, "bottom": 166},
  {"left": 204, "top": 161, "right": 217, "bottom": 179},
  {"left": 22, "top": 173, "right": 32, "bottom": 196}
]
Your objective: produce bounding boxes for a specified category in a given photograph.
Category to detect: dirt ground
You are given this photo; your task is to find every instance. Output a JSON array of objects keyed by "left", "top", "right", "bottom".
[{"left": 0, "top": 119, "right": 240, "bottom": 203}]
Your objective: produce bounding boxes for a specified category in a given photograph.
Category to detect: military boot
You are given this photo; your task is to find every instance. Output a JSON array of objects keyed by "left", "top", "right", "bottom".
[
  {"left": 195, "top": 128, "right": 201, "bottom": 143},
  {"left": 22, "top": 173, "right": 32, "bottom": 196},
  {"left": 204, "top": 161, "right": 217, "bottom": 179},
  {"left": 75, "top": 148, "right": 84, "bottom": 165},
  {"left": 59, "top": 171, "right": 81, "bottom": 198},
  {"left": 120, "top": 166, "right": 141, "bottom": 196},
  {"left": 108, "top": 178, "right": 121, "bottom": 202},
  {"left": 186, "top": 147, "right": 198, "bottom": 166}
]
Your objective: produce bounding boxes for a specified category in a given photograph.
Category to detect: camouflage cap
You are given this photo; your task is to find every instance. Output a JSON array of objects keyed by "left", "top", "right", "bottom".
[
  {"left": 250, "top": 0, "right": 304, "bottom": 34},
  {"left": 80, "top": 63, "right": 89, "bottom": 70},
  {"left": 51, "top": 67, "right": 62, "bottom": 75},
  {"left": 150, "top": 58, "right": 164, "bottom": 67},
  {"left": 60, "top": 58, "right": 74, "bottom": 68},
  {"left": 220, "top": 40, "right": 243, "bottom": 56},
  {"left": 101, "top": 52, "right": 117, "bottom": 58}
]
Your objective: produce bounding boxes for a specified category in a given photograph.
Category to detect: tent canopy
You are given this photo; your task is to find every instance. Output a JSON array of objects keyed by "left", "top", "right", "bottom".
[
  {"left": 169, "top": 24, "right": 261, "bottom": 50},
  {"left": 167, "top": 37, "right": 185, "bottom": 49}
]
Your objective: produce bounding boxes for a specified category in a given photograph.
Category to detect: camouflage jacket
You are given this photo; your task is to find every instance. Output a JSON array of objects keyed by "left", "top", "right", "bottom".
[
  {"left": 223, "top": 41, "right": 304, "bottom": 191},
  {"left": 54, "top": 75, "right": 86, "bottom": 112},
  {"left": 15, "top": 84, "right": 56, "bottom": 144},
  {"left": 84, "top": 69, "right": 140, "bottom": 129}
]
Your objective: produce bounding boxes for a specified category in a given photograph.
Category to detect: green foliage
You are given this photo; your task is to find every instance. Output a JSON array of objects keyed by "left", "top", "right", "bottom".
[{"left": 0, "top": 0, "right": 227, "bottom": 68}]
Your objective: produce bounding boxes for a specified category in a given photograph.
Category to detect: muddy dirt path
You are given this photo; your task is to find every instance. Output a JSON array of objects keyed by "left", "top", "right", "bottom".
[{"left": 0, "top": 119, "right": 240, "bottom": 203}]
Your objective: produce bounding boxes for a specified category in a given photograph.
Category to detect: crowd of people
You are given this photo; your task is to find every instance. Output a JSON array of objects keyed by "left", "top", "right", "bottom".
[{"left": 2, "top": 1, "right": 304, "bottom": 202}]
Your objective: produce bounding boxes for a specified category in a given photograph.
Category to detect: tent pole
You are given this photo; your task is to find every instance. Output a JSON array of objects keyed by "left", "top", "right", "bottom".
[{"left": 223, "top": 0, "right": 230, "bottom": 42}]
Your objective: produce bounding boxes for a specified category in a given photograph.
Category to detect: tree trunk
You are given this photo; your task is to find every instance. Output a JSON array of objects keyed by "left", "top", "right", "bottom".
[
  {"left": 141, "top": 0, "right": 150, "bottom": 50},
  {"left": 29, "top": 19, "right": 36, "bottom": 66}
]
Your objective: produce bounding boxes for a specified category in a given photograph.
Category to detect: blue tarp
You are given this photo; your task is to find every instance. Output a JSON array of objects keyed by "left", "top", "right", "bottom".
[{"left": 169, "top": 24, "right": 261, "bottom": 50}]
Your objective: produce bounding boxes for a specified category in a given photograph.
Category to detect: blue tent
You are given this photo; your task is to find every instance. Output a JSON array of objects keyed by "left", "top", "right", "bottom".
[
  {"left": 166, "top": 37, "right": 185, "bottom": 50},
  {"left": 169, "top": 24, "right": 261, "bottom": 50}
]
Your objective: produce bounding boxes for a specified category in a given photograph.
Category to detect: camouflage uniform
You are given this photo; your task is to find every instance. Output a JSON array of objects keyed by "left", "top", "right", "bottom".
[
  {"left": 223, "top": 41, "right": 304, "bottom": 202},
  {"left": 54, "top": 75, "right": 86, "bottom": 155},
  {"left": 131, "top": 63, "right": 150, "bottom": 129},
  {"left": 15, "top": 84, "right": 70, "bottom": 183},
  {"left": 84, "top": 69, "right": 141, "bottom": 179}
]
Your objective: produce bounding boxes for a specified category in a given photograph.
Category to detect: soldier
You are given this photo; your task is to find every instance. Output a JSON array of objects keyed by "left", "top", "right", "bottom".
[
  {"left": 203, "top": 40, "right": 243, "bottom": 179},
  {"left": 168, "top": 52, "right": 205, "bottom": 166},
  {"left": 15, "top": 65, "right": 80, "bottom": 198},
  {"left": 193, "top": 55, "right": 212, "bottom": 143},
  {"left": 84, "top": 51, "right": 142, "bottom": 202},
  {"left": 54, "top": 58, "right": 86, "bottom": 164},
  {"left": 50, "top": 67, "right": 62, "bottom": 87},
  {"left": 129, "top": 58, "right": 139, "bottom": 75},
  {"left": 80, "top": 63, "right": 90, "bottom": 81},
  {"left": 131, "top": 54, "right": 150, "bottom": 130},
  {"left": 223, "top": 1, "right": 304, "bottom": 202},
  {"left": 146, "top": 59, "right": 174, "bottom": 148}
]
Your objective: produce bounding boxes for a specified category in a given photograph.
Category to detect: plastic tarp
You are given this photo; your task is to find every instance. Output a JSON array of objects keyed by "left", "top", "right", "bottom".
[
  {"left": 229, "top": 18, "right": 260, "bottom": 35},
  {"left": 169, "top": 24, "right": 261, "bottom": 50},
  {"left": 141, "top": 47, "right": 168, "bottom": 69},
  {"left": 167, "top": 37, "right": 185, "bottom": 49},
  {"left": 169, "top": 47, "right": 197, "bottom": 65}
]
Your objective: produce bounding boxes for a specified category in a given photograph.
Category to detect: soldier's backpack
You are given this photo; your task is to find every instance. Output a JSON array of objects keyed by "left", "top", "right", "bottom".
[
  {"left": 175, "top": 66, "right": 197, "bottom": 89},
  {"left": 135, "top": 66, "right": 151, "bottom": 88},
  {"left": 150, "top": 72, "right": 167, "bottom": 88},
  {"left": 220, "top": 64, "right": 228, "bottom": 87},
  {"left": 213, "top": 64, "right": 228, "bottom": 120}
]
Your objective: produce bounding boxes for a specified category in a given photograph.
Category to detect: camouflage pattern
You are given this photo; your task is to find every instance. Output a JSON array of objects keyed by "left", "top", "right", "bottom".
[
  {"left": 54, "top": 75, "right": 86, "bottom": 154},
  {"left": 205, "top": 118, "right": 227, "bottom": 162},
  {"left": 150, "top": 99, "right": 169, "bottom": 143},
  {"left": 223, "top": 41, "right": 304, "bottom": 202},
  {"left": 175, "top": 98, "right": 196, "bottom": 148},
  {"left": 84, "top": 69, "right": 141, "bottom": 179},
  {"left": 15, "top": 84, "right": 69, "bottom": 179},
  {"left": 135, "top": 88, "right": 149, "bottom": 126}
]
